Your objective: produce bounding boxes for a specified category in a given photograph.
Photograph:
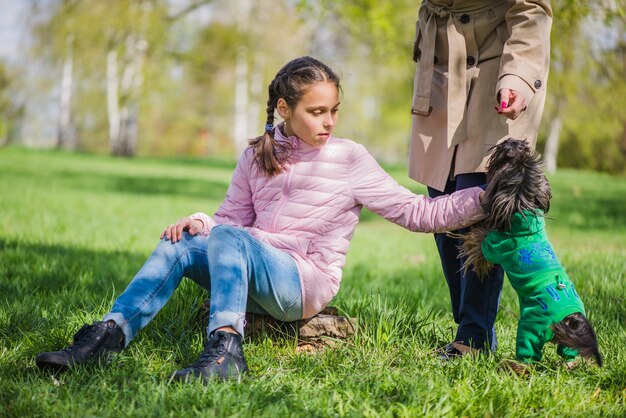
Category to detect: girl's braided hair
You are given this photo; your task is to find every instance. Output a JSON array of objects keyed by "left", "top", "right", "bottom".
[{"left": 249, "top": 56, "right": 341, "bottom": 177}]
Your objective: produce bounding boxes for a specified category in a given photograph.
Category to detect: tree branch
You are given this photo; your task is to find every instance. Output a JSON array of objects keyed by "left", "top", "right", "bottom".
[{"left": 166, "top": 0, "right": 213, "bottom": 21}]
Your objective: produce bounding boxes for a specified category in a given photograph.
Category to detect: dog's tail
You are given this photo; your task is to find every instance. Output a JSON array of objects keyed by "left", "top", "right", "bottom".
[{"left": 454, "top": 222, "right": 493, "bottom": 279}]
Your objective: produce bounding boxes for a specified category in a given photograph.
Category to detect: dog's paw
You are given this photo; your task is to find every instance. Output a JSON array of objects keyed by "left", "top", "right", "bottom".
[
  {"left": 564, "top": 357, "right": 587, "bottom": 370},
  {"left": 500, "top": 359, "right": 530, "bottom": 377}
]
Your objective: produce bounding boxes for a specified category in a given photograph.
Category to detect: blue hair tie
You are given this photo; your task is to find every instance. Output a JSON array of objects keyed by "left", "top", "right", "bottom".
[{"left": 265, "top": 123, "right": 274, "bottom": 133}]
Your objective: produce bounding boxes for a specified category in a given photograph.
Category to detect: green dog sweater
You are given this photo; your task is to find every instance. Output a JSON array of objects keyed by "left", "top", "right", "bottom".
[{"left": 481, "top": 211, "right": 585, "bottom": 363}]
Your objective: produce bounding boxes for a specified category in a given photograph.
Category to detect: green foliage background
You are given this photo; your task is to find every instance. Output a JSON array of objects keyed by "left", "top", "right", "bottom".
[{"left": 2, "top": 0, "right": 624, "bottom": 172}]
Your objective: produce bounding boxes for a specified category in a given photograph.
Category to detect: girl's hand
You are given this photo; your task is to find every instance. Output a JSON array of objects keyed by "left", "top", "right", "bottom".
[
  {"left": 160, "top": 218, "right": 203, "bottom": 243},
  {"left": 495, "top": 88, "right": 526, "bottom": 120}
]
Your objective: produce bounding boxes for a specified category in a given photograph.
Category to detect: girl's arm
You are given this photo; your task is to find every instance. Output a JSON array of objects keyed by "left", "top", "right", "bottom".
[
  {"left": 348, "top": 144, "right": 483, "bottom": 233},
  {"left": 189, "top": 149, "right": 257, "bottom": 235}
]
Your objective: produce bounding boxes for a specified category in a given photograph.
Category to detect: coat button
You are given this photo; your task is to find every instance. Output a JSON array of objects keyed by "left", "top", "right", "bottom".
[
  {"left": 534, "top": 80, "right": 542, "bottom": 89},
  {"left": 467, "top": 56, "right": 476, "bottom": 66},
  {"left": 460, "top": 14, "right": 470, "bottom": 24}
]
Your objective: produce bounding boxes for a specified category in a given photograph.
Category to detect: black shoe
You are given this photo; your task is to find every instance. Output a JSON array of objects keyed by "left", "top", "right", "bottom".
[
  {"left": 437, "top": 341, "right": 480, "bottom": 361},
  {"left": 171, "top": 331, "right": 249, "bottom": 383},
  {"left": 36, "top": 321, "right": 124, "bottom": 372}
]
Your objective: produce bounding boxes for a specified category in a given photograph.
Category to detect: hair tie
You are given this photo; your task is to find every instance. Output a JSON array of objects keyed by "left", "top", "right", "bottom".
[{"left": 265, "top": 123, "right": 274, "bottom": 133}]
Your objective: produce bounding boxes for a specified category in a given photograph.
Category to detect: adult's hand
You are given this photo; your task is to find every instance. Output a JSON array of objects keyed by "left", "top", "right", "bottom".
[
  {"left": 495, "top": 88, "right": 526, "bottom": 120},
  {"left": 161, "top": 217, "right": 203, "bottom": 243}
]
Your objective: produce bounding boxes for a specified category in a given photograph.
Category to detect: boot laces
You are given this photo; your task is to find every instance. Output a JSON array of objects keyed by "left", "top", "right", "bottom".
[
  {"left": 194, "top": 333, "right": 228, "bottom": 368},
  {"left": 63, "top": 323, "right": 102, "bottom": 353}
]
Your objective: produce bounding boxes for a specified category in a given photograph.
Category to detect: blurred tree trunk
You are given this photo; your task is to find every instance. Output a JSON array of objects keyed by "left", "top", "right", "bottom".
[
  {"left": 109, "top": 1, "right": 150, "bottom": 157},
  {"left": 247, "top": 4, "right": 269, "bottom": 145},
  {"left": 248, "top": 51, "right": 266, "bottom": 139},
  {"left": 540, "top": 0, "right": 586, "bottom": 171},
  {"left": 233, "top": 0, "right": 251, "bottom": 157},
  {"left": 233, "top": 46, "right": 249, "bottom": 157},
  {"left": 57, "top": 34, "right": 75, "bottom": 150},
  {"left": 621, "top": 121, "right": 626, "bottom": 168},
  {"left": 106, "top": 0, "right": 214, "bottom": 156},
  {"left": 113, "top": 33, "right": 148, "bottom": 157},
  {"left": 544, "top": 114, "right": 562, "bottom": 173},
  {"left": 106, "top": 48, "right": 121, "bottom": 153}
]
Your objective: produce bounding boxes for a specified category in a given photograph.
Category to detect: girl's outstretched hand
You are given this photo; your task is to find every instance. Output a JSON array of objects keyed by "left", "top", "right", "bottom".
[{"left": 161, "top": 217, "right": 204, "bottom": 243}]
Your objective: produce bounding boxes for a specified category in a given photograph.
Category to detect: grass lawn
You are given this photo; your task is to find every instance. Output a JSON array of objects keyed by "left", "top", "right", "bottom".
[{"left": 1, "top": 146, "right": 625, "bottom": 417}]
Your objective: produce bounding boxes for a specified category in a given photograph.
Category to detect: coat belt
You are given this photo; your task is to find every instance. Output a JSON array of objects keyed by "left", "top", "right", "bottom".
[{"left": 413, "top": 1, "right": 493, "bottom": 148}]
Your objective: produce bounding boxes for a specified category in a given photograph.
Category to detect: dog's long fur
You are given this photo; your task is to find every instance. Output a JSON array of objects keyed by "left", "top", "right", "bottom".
[
  {"left": 459, "top": 138, "right": 602, "bottom": 366},
  {"left": 459, "top": 138, "right": 552, "bottom": 278}
]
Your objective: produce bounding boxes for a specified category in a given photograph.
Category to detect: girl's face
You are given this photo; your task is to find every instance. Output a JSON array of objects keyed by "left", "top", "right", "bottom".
[{"left": 279, "top": 81, "right": 340, "bottom": 148}]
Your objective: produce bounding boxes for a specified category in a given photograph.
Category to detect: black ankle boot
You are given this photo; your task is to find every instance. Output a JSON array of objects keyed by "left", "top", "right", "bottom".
[
  {"left": 437, "top": 341, "right": 481, "bottom": 361},
  {"left": 171, "top": 331, "right": 249, "bottom": 383},
  {"left": 36, "top": 321, "right": 125, "bottom": 372}
]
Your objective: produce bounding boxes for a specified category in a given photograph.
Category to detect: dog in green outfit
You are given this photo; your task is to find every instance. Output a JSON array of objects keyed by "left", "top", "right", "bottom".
[{"left": 459, "top": 138, "right": 602, "bottom": 369}]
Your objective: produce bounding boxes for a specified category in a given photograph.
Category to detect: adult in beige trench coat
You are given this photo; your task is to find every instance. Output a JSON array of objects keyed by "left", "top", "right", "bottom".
[{"left": 409, "top": 0, "right": 552, "bottom": 357}]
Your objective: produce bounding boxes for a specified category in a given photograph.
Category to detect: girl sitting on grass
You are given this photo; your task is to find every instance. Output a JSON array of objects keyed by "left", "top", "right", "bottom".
[{"left": 36, "top": 56, "right": 484, "bottom": 383}]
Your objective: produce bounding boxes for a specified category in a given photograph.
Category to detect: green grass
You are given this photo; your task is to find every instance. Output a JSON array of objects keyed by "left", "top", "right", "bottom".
[{"left": 1, "top": 146, "right": 625, "bottom": 417}]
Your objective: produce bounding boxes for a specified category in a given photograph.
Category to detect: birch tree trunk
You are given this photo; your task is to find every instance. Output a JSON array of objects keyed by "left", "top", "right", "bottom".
[
  {"left": 233, "top": 0, "right": 251, "bottom": 157},
  {"left": 621, "top": 121, "right": 626, "bottom": 167},
  {"left": 248, "top": 53, "right": 265, "bottom": 138},
  {"left": 248, "top": 3, "right": 267, "bottom": 139},
  {"left": 544, "top": 115, "right": 562, "bottom": 174},
  {"left": 117, "top": 34, "right": 136, "bottom": 156},
  {"left": 233, "top": 46, "right": 249, "bottom": 157},
  {"left": 115, "top": 34, "right": 148, "bottom": 157},
  {"left": 110, "top": 1, "right": 149, "bottom": 157},
  {"left": 107, "top": 48, "right": 121, "bottom": 153},
  {"left": 57, "top": 34, "right": 75, "bottom": 150},
  {"left": 108, "top": 37, "right": 146, "bottom": 157}
]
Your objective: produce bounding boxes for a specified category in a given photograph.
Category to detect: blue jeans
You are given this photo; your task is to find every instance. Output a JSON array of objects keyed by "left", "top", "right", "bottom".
[
  {"left": 103, "top": 224, "right": 302, "bottom": 347},
  {"left": 428, "top": 173, "right": 504, "bottom": 351}
]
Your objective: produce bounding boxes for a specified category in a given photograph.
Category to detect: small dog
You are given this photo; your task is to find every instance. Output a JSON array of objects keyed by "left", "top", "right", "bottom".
[{"left": 459, "top": 138, "right": 602, "bottom": 369}]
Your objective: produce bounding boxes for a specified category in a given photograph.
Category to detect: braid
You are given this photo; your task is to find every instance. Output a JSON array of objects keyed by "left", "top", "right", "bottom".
[
  {"left": 265, "top": 78, "right": 278, "bottom": 128},
  {"left": 249, "top": 75, "right": 287, "bottom": 177}
]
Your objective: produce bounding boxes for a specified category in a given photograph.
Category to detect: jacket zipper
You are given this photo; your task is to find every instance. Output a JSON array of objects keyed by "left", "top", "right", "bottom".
[{"left": 270, "top": 164, "right": 295, "bottom": 232}]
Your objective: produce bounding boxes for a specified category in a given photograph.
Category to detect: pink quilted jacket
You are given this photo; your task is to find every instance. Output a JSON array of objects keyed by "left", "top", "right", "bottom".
[{"left": 190, "top": 128, "right": 483, "bottom": 318}]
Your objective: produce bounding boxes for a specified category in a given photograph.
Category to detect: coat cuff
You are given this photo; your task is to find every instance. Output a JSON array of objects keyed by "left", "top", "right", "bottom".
[
  {"left": 496, "top": 74, "right": 535, "bottom": 107},
  {"left": 188, "top": 212, "right": 218, "bottom": 236}
]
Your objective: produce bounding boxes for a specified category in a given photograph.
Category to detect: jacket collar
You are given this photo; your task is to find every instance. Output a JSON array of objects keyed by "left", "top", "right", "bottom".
[{"left": 273, "top": 123, "right": 329, "bottom": 154}]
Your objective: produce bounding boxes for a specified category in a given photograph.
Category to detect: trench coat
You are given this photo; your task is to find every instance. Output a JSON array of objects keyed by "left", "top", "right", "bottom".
[{"left": 409, "top": 0, "right": 553, "bottom": 192}]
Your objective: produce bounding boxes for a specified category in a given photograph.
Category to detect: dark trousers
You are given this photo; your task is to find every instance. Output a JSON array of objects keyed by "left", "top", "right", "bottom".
[{"left": 428, "top": 173, "right": 504, "bottom": 351}]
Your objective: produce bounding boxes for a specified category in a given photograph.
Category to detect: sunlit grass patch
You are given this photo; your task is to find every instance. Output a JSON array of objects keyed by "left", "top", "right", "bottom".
[{"left": 1, "top": 147, "right": 624, "bottom": 417}]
